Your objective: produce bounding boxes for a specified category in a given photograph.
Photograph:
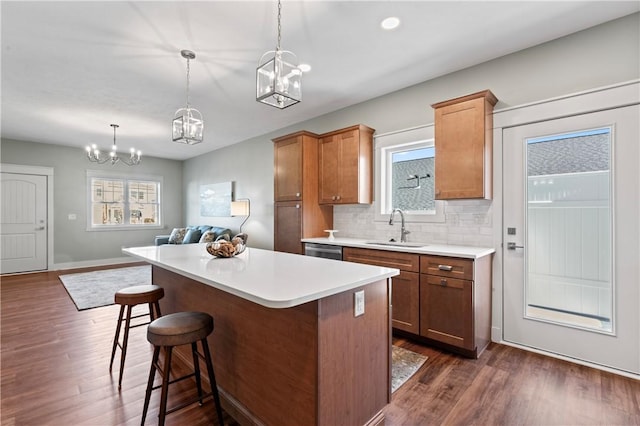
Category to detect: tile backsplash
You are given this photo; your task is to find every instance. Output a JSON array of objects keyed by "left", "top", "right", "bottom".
[{"left": 333, "top": 199, "right": 494, "bottom": 248}]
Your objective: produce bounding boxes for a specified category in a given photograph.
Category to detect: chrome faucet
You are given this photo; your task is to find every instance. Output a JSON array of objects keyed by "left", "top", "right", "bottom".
[{"left": 389, "top": 208, "right": 410, "bottom": 243}]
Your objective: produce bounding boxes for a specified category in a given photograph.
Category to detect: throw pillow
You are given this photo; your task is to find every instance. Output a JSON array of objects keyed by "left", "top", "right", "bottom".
[
  {"left": 182, "top": 228, "right": 203, "bottom": 244},
  {"left": 168, "top": 227, "right": 187, "bottom": 244},
  {"left": 199, "top": 230, "right": 217, "bottom": 243}
]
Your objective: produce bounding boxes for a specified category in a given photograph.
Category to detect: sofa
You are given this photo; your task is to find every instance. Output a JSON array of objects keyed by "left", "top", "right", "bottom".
[{"left": 154, "top": 225, "right": 232, "bottom": 246}]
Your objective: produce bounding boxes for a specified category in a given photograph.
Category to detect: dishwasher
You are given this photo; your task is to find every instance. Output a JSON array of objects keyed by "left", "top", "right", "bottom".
[{"left": 304, "top": 243, "right": 343, "bottom": 261}]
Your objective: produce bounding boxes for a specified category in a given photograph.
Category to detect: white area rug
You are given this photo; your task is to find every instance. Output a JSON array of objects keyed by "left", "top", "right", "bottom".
[
  {"left": 392, "top": 345, "right": 428, "bottom": 393},
  {"left": 59, "top": 265, "right": 151, "bottom": 311}
]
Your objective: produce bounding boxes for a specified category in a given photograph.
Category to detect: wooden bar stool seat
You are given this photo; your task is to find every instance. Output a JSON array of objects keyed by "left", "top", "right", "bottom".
[
  {"left": 109, "top": 284, "right": 164, "bottom": 389},
  {"left": 141, "top": 311, "right": 224, "bottom": 426}
]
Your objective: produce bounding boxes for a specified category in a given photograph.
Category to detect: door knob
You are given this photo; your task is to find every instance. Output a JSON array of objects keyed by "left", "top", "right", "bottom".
[
  {"left": 35, "top": 226, "right": 45, "bottom": 230},
  {"left": 507, "top": 242, "right": 524, "bottom": 250}
]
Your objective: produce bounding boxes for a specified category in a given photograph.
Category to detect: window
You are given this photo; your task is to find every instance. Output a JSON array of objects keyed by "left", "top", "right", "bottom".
[
  {"left": 525, "top": 127, "right": 612, "bottom": 332},
  {"left": 87, "top": 170, "right": 162, "bottom": 230},
  {"left": 374, "top": 124, "right": 444, "bottom": 222}
]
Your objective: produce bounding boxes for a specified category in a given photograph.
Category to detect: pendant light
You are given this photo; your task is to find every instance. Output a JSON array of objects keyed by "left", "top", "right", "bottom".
[
  {"left": 256, "top": 0, "right": 302, "bottom": 109},
  {"left": 173, "top": 50, "right": 204, "bottom": 144}
]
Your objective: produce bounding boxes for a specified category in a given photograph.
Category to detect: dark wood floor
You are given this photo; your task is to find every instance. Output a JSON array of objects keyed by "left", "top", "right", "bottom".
[{"left": 2, "top": 264, "right": 639, "bottom": 426}]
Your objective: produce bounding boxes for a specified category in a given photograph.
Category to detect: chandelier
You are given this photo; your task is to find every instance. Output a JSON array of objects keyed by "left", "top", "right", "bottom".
[
  {"left": 256, "top": 0, "right": 302, "bottom": 109},
  {"left": 85, "top": 124, "right": 141, "bottom": 166},
  {"left": 173, "top": 49, "right": 204, "bottom": 145}
]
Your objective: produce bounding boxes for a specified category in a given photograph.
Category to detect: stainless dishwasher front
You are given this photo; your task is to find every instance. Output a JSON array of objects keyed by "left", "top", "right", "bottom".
[{"left": 304, "top": 243, "right": 343, "bottom": 261}]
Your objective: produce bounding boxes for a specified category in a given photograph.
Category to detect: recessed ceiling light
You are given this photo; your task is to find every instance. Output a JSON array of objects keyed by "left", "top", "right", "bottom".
[
  {"left": 299, "top": 63, "right": 311, "bottom": 73},
  {"left": 381, "top": 16, "right": 400, "bottom": 30}
]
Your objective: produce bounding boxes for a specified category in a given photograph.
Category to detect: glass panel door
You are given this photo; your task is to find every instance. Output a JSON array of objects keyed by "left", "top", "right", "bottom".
[{"left": 503, "top": 105, "right": 639, "bottom": 375}]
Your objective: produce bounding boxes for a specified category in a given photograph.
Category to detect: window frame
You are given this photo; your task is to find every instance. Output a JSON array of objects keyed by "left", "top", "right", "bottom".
[
  {"left": 374, "top": 124, "right": 445, "bottom": 223},
  {"left": 86, "top": 170, "right": 163, "bottom": 231}
]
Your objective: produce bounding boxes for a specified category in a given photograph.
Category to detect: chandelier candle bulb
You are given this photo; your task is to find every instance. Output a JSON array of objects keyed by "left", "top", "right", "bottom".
[{"left": 85, "top": 124, "right": 141, "bottom": 166}]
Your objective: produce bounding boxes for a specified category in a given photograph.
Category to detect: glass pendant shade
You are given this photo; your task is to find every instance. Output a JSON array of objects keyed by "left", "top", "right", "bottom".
[
  {"left": 173, "top": 49, "right": 203, "bottom": 145},
  {"left": 257, "top": 50, "right": 301, "bottom": 109},
  {"left": 172, "top": 107, "right": 204, "bottom": 145}
]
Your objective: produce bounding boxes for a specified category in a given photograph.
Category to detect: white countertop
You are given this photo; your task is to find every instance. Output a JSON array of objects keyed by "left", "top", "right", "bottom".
[
  {"left": 123, "top": 244, "right": 399, "bottom": 309},
  {"left": 301, "top": 237, "right": 495, "bottom": 259}
]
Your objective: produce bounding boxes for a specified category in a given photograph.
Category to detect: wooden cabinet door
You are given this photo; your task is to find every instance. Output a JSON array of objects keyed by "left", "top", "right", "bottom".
[
  {"left": 274, "top": 135, "right": 302, "bottom": 202},
  {"left": 274, "top": 201, "right": 302, "bottom": 254},
  {"left": 319, "top": 125, "right": 373, "bottom": 205},
  {"left": 434, "top": 97, "right": 485, "bottom": 199},
  {"left": 343, "top": 247, "right": 420, "bottom": 333},
  {"left": 318, "top": 134, "right": 340, "bottom": 204},
  {"left": 420, "top": 274, "right": 474, "bottom": 351},
  {"left": 433, "top": 90, "right": 497, "bottom": 200},
  {"left": 392, "top": 271, "right": 420, "bottom": 334},
  {"left": 336, "top": 128, "right": 360, "bottom": 203}
]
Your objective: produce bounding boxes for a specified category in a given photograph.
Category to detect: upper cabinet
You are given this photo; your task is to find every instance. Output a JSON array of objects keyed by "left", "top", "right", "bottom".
[
  {"left": 432, "top": 90, "right": 498, "bottom": 200},
  {"left": 318, "top": 124, "right": 375, "bottom": 205},
  {"left": 274, "top": 131, "right": 316, "bottom": 202}
]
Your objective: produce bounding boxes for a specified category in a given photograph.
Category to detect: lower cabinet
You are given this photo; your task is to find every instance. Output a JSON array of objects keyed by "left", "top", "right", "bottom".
[
  {"left": 342, "top": 247, "right": 420, "bottom": 334},
  {"left": 274, "top": 201, "right": 302, "bottom": 254},
  {"left": 344, "top": 247, "right": 492, "bottom": 358},
  {"left": 420, "top": 273, "right": 474, "bottom": 351},
  {"left": 420, "top": 255, "right": 492, "bottom": 358},
  {"left": 391, "top": 271, "right": 420, "bottom": 334}
]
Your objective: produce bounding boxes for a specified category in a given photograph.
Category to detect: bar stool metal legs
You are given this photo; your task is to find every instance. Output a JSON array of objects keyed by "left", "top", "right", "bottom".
[
  {"left": 109, "top": 284, "right": 164, "bottom": 389},
  {"left": 141, "top": 311, "right": 224, "bottom": 426}
]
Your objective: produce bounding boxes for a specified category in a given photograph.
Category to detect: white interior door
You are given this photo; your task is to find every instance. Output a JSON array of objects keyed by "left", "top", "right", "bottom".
[
  {"left": 1, "top": 172, "right": 48, "bottom": 274},
  {"left": 503, "top": 105, "right": 639, "bottom": 375}
]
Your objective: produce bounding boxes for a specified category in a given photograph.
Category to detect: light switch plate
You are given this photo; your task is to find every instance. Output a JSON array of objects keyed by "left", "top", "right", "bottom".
[{"left": 354, "top": 290, "right": 365, "bottom": 317}]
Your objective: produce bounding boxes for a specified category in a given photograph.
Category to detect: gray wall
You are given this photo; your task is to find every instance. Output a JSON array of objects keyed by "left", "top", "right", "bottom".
[
  {"left": 183, "top": 138, "right": 274, "bottom": 250},
  {"left": 1, "top": 13, "right": 637, "bottom": 262},
  {"left": 1, "top": 139, "right": 183, "bottom": 265},
  {"left": 183, "top": 13, "right": 640, "bottom": 249}
]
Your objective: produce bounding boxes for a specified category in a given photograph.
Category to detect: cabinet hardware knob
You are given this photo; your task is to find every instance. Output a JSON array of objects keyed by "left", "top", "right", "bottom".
[
  {"left": 336, "top": 195, "right": 341, "bottom": 200},
  {"left": 438, "top": 265, "right": 453, "bottom": 271},
  {"left": 295, "top": 204, "right": 300, "bottom": 209},
  {"left": 296, "top": 192, "right": 300, "bottom": 197},
  {"left": 440, "top": 278, "right": 447, "bottom": 286}
]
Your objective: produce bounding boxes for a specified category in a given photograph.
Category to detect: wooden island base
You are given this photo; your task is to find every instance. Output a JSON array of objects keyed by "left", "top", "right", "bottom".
[{"left": 152, "top": 265, "right": 391, "bottom": 426}]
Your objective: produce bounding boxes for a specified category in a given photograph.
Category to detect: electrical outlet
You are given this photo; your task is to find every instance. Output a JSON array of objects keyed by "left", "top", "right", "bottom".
[{"left": 354, "top": 290, "right": 365, "bottom": 317}]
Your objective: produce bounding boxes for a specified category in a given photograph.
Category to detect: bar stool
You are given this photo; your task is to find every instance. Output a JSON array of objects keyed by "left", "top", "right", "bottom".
[
  {"left": 109, "top": 284, "right": 164, "bottom": 389},
  {"left": 141, "top": 311, "right": 224, "bottom": 426}
]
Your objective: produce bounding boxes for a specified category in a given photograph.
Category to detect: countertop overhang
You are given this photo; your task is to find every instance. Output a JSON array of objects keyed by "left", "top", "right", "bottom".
[
  {"left": 123, "top": 244, "right": 399, "bottom": 309},
  {"left": 302, "top": 237, "right": 495, "bottom": 259}
]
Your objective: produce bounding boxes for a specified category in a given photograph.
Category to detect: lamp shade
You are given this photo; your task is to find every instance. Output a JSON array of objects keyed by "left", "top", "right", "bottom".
[{"left": 231, "top": 200, "right": 250, "bottom": 216}]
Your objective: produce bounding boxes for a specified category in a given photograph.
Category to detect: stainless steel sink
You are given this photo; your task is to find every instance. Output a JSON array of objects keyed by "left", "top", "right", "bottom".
[{"left": 365, "top": 241, "right": 428, "bottom": 248}]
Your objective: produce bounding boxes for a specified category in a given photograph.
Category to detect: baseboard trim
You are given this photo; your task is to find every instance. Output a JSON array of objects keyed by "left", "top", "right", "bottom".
[
  {"left": 53, "top": 257, "right": 138, "bottom": 271},
  {"left": 498, "top": 340, "right": 640, "bottom": 380}
]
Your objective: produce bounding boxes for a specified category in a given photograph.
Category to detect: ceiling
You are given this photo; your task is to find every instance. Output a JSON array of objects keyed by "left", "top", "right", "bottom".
[{"left": 2, "top": 1, "right": 638, "bottom": 161}]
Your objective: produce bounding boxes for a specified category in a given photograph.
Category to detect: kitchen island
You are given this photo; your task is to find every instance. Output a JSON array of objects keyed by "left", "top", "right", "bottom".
[{"left": 123, "top": 244, "right": 399, "bottom": 426}]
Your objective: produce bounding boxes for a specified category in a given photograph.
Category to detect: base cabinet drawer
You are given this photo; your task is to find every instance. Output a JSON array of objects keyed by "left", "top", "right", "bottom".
[
  {"left": 419, "top": 274, "right": 474, "bottom": 351},
  {"left": 421, "top": 255, "right": 473, "bottom": 280}
]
